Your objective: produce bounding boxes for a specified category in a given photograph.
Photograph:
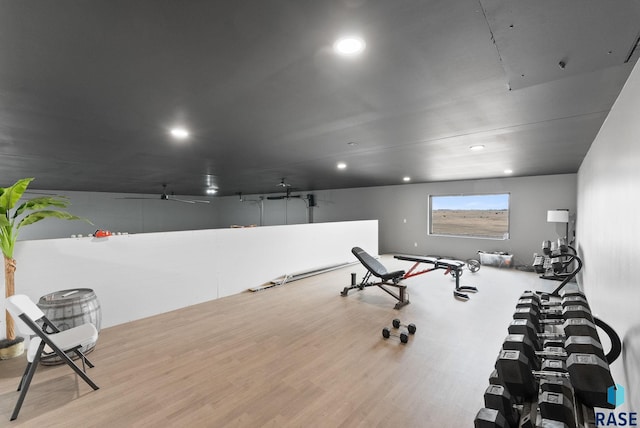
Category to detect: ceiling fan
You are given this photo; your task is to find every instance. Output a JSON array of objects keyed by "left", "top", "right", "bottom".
[
  {"left": 266, "top": 186, "right": 304, "bottom": 200},
  {"left": 267, "top": 178, "right": 300, "bottom": 200},
  {"left": 276, "top": 178, "right": 291, "bottom": 188},
  {"left": 121, "top": 184, "right": 211, "bottom": 204}
]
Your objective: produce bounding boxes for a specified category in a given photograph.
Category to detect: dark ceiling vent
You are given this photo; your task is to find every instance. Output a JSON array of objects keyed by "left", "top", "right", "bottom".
[{"left": 625, "top": 34, "right": 640, "bottom": 63}]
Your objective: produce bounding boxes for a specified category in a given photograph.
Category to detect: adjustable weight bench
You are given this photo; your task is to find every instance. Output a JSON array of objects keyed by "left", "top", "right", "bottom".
[
  {"left": 341, "top": 247, "right": 409, "bottom": 309},
  {"left": 393, "top": 254, "right": 478, "bottom": 300}
]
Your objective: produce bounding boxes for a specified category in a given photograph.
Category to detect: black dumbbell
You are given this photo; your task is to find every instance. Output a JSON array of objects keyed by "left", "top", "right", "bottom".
[
  {"left": 392, "top": 318, "right": 416, "bottom": 334},
  {"left": 508, "top": 316, "right": 601, "bottom": 352},
  {"left": 483, "top": 384, "right": 520, "bottom": 428},
  {"left": 474, "top": 408, "right": 509, "bottom": 428},
  {"left": 495, "top": 349, "right": 612, "bottom": 427},
  {"left": 517, "top": 294, "right": 590, "bottom": 316},
  {"left": 495, "top": 349, "right": 615, "bottom": 409},
  {"left": 502, "top": 333, "right": 567, "bottom": 372},
  {"left": 559, "top": 289, "right": 586, "bottom": 299},
  {"left": 564, "top": 335, "right": 606, "bottom": 361},
  {"left": 494, "top": 349, "right": 571, "bottom": 403},
  {"left": 513, "top": 303, "right": 594, "bottom": 336},
  {"left": 519, "top": 290, "right": 588, "bottom": 310},
  {"left": 539, "top": 391, "right": 576, "bottom": 428},
  {"left": 382, "top": 327, "right": 409, "bottom": 343},
  {"left": 566, "top": 353, "right": 616, "bottom": 409}
]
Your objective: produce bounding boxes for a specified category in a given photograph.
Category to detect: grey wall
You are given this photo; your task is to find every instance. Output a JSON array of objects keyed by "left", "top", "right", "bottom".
[
  {"left": 19, "top": 174, "right": 576, "bottom": 266},
  {"left": 313, "top": 175, "right": 576, "bottom": 264},
  {"left": 16, "top": 191, "right": 220, "bottom": 240},
  {"left": 577, "top": 60, "right": 640, "bottom": 411},
  {"left": 204, "top": 174, "right": 578, "bottom": 265}
]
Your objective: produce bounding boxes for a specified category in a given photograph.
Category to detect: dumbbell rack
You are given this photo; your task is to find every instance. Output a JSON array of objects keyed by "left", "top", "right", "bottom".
[
  {"left": 532, "top": 240, "right": 583, "bottom": 297},
  {"left": 474, "top": 289, "right": 620, "bottom": 428}
]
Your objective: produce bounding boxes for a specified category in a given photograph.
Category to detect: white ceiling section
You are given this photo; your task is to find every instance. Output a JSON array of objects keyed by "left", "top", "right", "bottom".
[{"left": 0, "top": 0, "right": 638, "bottom": 197}]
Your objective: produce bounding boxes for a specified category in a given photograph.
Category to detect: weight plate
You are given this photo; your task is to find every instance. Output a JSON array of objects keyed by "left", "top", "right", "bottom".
[{"left": 467, "top": 259, "right": 481, "bottom": 272}]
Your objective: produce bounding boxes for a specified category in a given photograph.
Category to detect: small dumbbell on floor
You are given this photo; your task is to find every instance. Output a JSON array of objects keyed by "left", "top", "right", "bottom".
[
  {"left": 382, "top": 327, "right": 409, "bottom": 344},
  {"left": 392, "top": 318, "right": 416, "bottom": 334}
]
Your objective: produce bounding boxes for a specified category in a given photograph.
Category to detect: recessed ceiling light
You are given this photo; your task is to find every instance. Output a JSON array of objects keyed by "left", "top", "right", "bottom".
[
  {"left": 470, "top": 145, "right": 485, "bottom": 151},
  {"left": 170, "top": 128, "right": 189, "bottom": 139},
  {"left": 337, "top": 162, "right": 347, "bottom": 170},
  {"left": 333, "top": 36, "right": 366, "bottom": 56},
  {"left": 504, "top": 169, "right": 513, "bottom": 174},
  {"left": 403, "top": 176, "right": 411, "bottom": 182}
]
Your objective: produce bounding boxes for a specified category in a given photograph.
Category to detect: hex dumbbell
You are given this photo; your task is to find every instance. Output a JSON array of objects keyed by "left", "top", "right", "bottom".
[
  {"left": 392, "top": 318, "right": 416, "bottom": 334},
  {"left": 382, "top": 327, "right": 409, "bottom": 343},
  {"left": 495, "top": 349, "right": 615, "bottom": 409}
]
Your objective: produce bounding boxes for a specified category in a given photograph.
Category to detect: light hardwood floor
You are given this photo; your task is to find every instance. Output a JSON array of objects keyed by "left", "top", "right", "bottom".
[{"left": 0, "top": 256, "right": 558, "bottom": 427}]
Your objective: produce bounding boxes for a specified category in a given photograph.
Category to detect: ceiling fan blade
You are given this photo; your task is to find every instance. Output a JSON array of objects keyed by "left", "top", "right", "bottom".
[
  {"left": 167, "top": 196, "right": 210, "bottom": 204},
  {"left": 166, "top": 196, "right": 196, "bottom": 204}
]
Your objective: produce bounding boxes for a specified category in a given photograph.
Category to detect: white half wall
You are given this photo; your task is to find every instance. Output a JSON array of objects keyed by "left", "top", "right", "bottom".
[{"left": 1, "top": 220, "right": 378, "bottom": 334}]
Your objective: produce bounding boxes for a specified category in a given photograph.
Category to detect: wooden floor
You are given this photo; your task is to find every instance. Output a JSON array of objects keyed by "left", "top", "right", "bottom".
[{"left": 0, "top": 256, "right": 558, "bottom": 427}]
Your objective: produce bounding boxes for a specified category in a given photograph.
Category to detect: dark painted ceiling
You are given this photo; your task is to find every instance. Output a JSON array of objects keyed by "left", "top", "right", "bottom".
[{"left": 1, "top": 0, "right": 639, "bottom": 197}]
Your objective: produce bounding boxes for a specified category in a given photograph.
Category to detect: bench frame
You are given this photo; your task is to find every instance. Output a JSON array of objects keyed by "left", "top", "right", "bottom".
[
  {"left": 394, "top": 254, "right": 478, "bottom": 300},
  {"left": 341, "top": 247, "right": 409, "bottom": 309}
]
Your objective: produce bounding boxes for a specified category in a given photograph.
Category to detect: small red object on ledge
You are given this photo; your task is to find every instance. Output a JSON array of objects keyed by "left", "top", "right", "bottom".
[{"left": 94, "top": 230, "right": 112, "bottom": 238}]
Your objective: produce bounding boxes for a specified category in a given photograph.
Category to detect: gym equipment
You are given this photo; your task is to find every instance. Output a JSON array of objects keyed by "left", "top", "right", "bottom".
[
  {"left": 382, "top": 327, "right": 409, "bottom": 344},
  {"left": 478, "top": 251, "right": 513, "bottom": 268},
  {"left": 566, "top": 353, "right": 618, "bottom": 409},
  {"left": 483, "top": 384, "right": 520, "bottom": 428},
  {"left": 392, "top": 318, "right": 416, "bottom": 334},
  {"left": 393, "top": 254, "right": 478, "bottom": 300},
  {"left": 342, "top": 247, "right": 409, "bottom": 309},
  {"left": 502, "top": 333, "right": 564, "bottom": 371},
  {"left": 474, "top": 408, "right": 509, "bottom": 428},
  {"left": 512, "top": 293, "right": 622, "bottom": 365},
  {"left": 507, "top": 317, "right": 602, "bottom": 353},
  {"left": 421, "top": 255, "right": 481, "bottom": 274},
  {"left": 532, "top": 239, "right": 583, "bottom": 296},
  {"left": 513, "top": 305, "right": 594, "bottom": 335},
  {"left": 475, "top": 289, "right": 622, "bottom": 428},
  {"left": 539, "top": 391, "right": 575, "bottom": 428},
  {"left": 495, "top": 349, "right": 538, "bottom": 400},
  {"left": 564, "top": 336, "right": 606, "bottom": 362},
  {"left": 467, "top": 258, "right": 481, "bottom": 272},
  {"left": 513, "top": 290, "right": 593, "bottom": 331},
  {"left": 495, "top": 349, "right": 616, "bottom": 409},
  {"left": 592, "top": 317, "right": 622, "bottom": 364}
]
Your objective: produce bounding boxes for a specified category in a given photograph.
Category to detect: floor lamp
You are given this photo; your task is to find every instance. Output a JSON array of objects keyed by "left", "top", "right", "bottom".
[{"left": 547, "top": 209, "right": 569, "bottom": 241}]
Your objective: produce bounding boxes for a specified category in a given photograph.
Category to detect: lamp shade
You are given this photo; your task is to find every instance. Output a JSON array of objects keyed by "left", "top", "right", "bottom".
[{"left": 547, "top": 210, "right": 569, "bottom": 223}]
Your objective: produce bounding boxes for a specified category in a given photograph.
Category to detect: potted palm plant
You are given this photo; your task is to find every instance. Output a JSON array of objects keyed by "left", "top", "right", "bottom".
[{"left": 0, "top": 178, "right": 90, "bottom": 358}]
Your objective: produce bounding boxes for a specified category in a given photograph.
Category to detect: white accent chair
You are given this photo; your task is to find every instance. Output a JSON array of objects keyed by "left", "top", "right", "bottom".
[{"left": 5, "top": 294, "right": 99, "bottom": 421}]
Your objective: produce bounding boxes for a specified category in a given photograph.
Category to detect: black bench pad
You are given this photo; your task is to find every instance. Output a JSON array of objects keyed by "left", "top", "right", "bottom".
[{"left": 352, "top": 247, "right": 405, "bottom": 281}]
